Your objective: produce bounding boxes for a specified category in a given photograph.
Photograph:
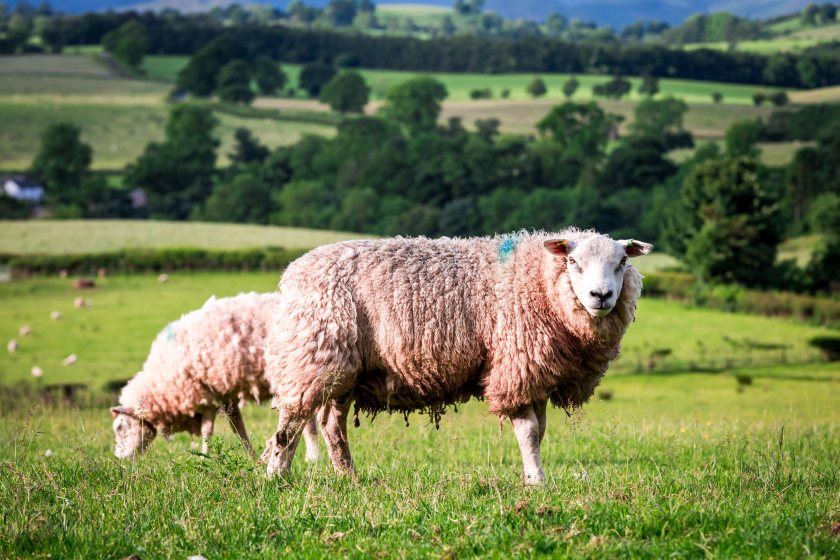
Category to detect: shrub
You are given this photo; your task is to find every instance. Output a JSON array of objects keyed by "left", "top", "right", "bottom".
[
  {"left": 809, "top": 337, "right": 840, "bottom": 361},
  {"left": 5, "top": 247, "right": 307, "bottom": 277},
  {"left": 712, "top": 91, "right": 723, "bottom": 103},
  {"left": 469, "top": 88, "right": 492, "bottom": 100}
]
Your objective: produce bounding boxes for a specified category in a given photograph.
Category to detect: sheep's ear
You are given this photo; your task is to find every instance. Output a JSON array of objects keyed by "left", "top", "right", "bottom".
[
  {"left": 111, "top": 406, "right": 135, "bottom": 418},
  {"left": 544, "top": 239, "right": 575, "bottom": 256},
  {"left": 619, "top": 239, "right": 653, "bottom": 257}
]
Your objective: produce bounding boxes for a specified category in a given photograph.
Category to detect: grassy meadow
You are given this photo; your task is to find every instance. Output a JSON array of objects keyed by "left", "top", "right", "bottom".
[{"left": 0, "top": 270, "right": 838, "bottom": 557}]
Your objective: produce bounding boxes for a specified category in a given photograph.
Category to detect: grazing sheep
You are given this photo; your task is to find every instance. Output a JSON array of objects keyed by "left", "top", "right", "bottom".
[
  {"left": 111, "top": 292, "right": 320, "bottom": 461},
  {"left": 19, "top": 326, "right": 32, "bottom": 337},
  {"left": 62, "top": 354, "right": 78, "bottom": 366},
  {"left": 31, "top": 366, "right": 43, "bottom": 378},
  {"left": 262, "top": 230, "right": 651, "bottom": 484},
  {"left": 50, "top": 311, "right": 62, "bottom": 320},
  {"left": 7, "top": 339, "right": 17, "bottom": 353}
]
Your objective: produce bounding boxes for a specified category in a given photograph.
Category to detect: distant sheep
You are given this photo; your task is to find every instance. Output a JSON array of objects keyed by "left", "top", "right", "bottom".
[
  {"left": 262, "top": 230, "right": 651, "bottom": 484},
  {"left": 7, "top": 340, "right": 18, "bottom": 353},
  {"left": 50, "top": 311, "right": 62, "bottom": 320},
  {"left": 19, "top": 326, "right": 31, "bottom": 337},
  {"left": 111, "top": 292, "right": 320, "bottom": 461}
]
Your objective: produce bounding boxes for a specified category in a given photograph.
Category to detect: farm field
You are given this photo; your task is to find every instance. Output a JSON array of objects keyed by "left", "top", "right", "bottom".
[
  {"left": 142, "top": 55, "right": 788, "bottom": 104},
  {"left": 0, "top": 271, "right": 831, "bottom": 387},
  {"left": 0, "top": 56, "right": 334, "bottom": 170},
  {"left": 0, "top": 220, "right": 372, "bottom": 255},
  {"left": 0, "top": 270, "right": 837, "bottom": 557}
]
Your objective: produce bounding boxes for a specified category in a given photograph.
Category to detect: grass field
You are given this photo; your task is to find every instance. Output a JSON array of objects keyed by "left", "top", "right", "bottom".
[
  {"left": 142, "top": 55, "right": 787, "bottom": 104},
  {"left": 0, "top": 56, "right": 335, "bottom": 170},
  {"left": 0, "top": 270, "right": 838, "bottom": 557},
  {"left": 0, "top": 220, "right": 373, "bottom": 255},
  {"left": 0, "top": 271, "right": 830, "bottom": 387}
]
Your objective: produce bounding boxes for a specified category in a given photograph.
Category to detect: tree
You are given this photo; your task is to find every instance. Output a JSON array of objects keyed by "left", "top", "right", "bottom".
[
  {"left": 725, "top": 119, "right": 763, "bottom": 159},
  {"left": 299, "top": 63, "right": 337, "bottom": 98},
  {"left": 677, "top": 158, "right": 782, "bottom": 287},
  {"left": 30, "top": 123, "right": 92, "bottom": 207},
  {"left": 325, "top": 0, "right": 357, "bottom": 26},
  {"left": 319, "top": 71, "right": 370, "bottom": 114},
  {"left": 802, "top": 3, "right": 820, "bottom": 25},
  {"left": 629, "top": 97, "right": 688, "bottom": 138},
  {"left": 253, "top": 56, "right": 286, "bottom": 95},
  {"left": 381, "top": 77, "right": 447, "bottom": 134},
  {"left": 195, "top": 171, "right": 274, "bottom": 224},
  {"left": 125, "top": 105, "right": 219, "bottom": 219},
  {"left": 769, "top": 91, "right": 789, "bottom": 107},
  {"left": 272, "top": 180, "right": 338, "bottom": 228},
  {"left": 597, "top": 136, "right": 677, "bottom": 193},
  {"left": 712, "top": 91, "right": 723, "bottom": 103},
  {"left": 807, "top": 193, "right": 840, "bottom": 234},
  {"left": 230, "top": 128, "right": 269, "bottom": 165},
  {"left": 217, "top": 59, "right": 254, "bottom": 104},
  {"left": 527, "top": 77, "right": 547, "bottom": 98},
  {"left": 537, "top": 102, "right": 619, "bottom": 162},
  {"left": 176, "top": 36, "right": 247, "bottom": 97},
  {"left": 752, "top": 91, "right": 766, "bottom": 106},
  {"left": 638, "top": 74, "right": 659, "bottom": 97},
  {"left": 7, "top": 12, "right": 32, "bottom": 50},
  {"left": 562, "top": 76, "right": 579, "bottom": 99},
  {"left": 102, "top": 20, "right": 148, "bottom": 70},
  {"left": 593, "top": 76, "right": 632, "bottom": 99}
]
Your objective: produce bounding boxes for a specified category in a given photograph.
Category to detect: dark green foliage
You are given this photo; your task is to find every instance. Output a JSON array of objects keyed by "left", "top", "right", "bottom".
[
  {"left": 229, "top": 128, "right": 269, "bottom": 166},
  {"left": 725, "top": 119, "right": 763, "bottom": 159},
  {"left": 6, "top": 247, "right": 306, "bottom": 276},
  {"left": 597, "top": 137, "right": 677, "bottom": 194},
  {"left": 469, "top": 88, "right": 492, "bottom": 100},
  {"left": 319, "top": 71, "right": 370, "bottom": 114},
  {"left": 381, "top": 77, "right": 447, "bottom": 135},
  {"left": 194, "top": 171, "right": 273, "bottom": 224},
  {"left": 768, "top": 91, "right": 788, "bottom": 107},
  {"left": 752, "top": 91, "right": 766, "bottom": 106},
  {"left": 562, "top": 77, "right": 579, "bottom": 99},
  {"left": 676, "top": 158, "right": 782, "bottom": 287},
  {"left": 0, "top": 195, "right": 32, "bottom": 219},
  {"left": 638, "top": 74, "right": 659, "bottom": 97},
  {"left": 29, "top": 123, "right": 92, "bottom": 208},
  {"left": 593, "top": 76, "right": 631, "bottom": 99},
  {"left": 299, "top": 63, "right": 337, "bottom": 98},
  {"left": 176, "top": 35, "right": 247, "bottom": 97},
  {"left": 803, "top": 236, "right": 840, "bottom": 295},
  {"left": 629, "top": 97, "right": 688, "bottom": 139},
  {"left": 537, "top": 102, "right": 618, "bottom": 164},
  {"left": 526, "top": 77, "right": 547, "bottom": 98},
  {"left": 272, "top": 180, "right": 339, "bottom": 228},
  {"left": 102, "top": 20, "right": 148, "bottom": 70},
  {"left": 252, "top": 56, "right": 286, "bottom": 95},
  {"left": 712, "top": 91, "right": 723, "bottom": 103},
  {"left": 809, "top": 336, "right": 840, "bottom": 360},
  {"left": 216, "top": 59, "right": 254, "bottom": 104},
  {"left": 125, "top": 105, "right": 219, "bottom": 220},
  {"left": 806, "top": 193, "right": 840, "bottom": 234}
]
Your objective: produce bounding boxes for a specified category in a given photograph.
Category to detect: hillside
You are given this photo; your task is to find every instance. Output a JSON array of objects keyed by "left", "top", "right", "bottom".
[{"left": 36, "top": 0, "right": 816, "bottom": 28}]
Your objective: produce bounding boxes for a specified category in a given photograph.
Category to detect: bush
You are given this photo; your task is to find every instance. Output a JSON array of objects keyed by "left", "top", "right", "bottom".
[
  {"left": 5, "top": 247, "right": 307, "bottom": 277},
  {"left": 712, "top": 91, "right": 723, "bottom": 103},
  {"left": 809, "top": 337, "right": 840, "bottom": 361},
  {"left": 469, "top": 88, "right": 492, "bottom": 100}
]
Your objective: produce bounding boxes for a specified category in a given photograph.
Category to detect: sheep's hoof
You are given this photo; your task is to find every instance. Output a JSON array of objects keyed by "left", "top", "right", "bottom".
[{"left": 522, "top": 472, "right": 545, "bottom": 486}]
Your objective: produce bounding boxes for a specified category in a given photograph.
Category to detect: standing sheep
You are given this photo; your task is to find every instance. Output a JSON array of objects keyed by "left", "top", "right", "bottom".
[
  {"left": 262, "top": 229, "right": 651, "bottom": 484},
  {"left": 111, "top": 292, "right": 320, "bottom": 461}
]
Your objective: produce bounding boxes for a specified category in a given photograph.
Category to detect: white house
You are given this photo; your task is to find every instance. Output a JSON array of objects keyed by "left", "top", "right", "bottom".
[{"left": 2, "top": 176, "right": 45, "bottom": 204}]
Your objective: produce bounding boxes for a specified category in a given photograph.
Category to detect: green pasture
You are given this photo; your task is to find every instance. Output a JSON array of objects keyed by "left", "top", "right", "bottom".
[
  {"left": 142, "top": 55, "right": 786, "bottom": 104},
  {"left": 0, "top": 270, "right": 831, "bottom": 387},
  {"left": 1, "top": 316, "right": 837, "bottom": 557},
  {"left": 0, "top": 220, "right": 372, "bottom": 255},
  {"left": 0, "top": 101, "right": 333, "bottom": 171}
]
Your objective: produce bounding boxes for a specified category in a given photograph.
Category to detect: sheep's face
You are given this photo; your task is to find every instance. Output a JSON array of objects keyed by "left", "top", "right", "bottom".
[
  {"left": 545, "top": 236, "right": 652, "bottom": 317},
  {"left": 111, "top": 406, "right": 156, "bottom": 459}
]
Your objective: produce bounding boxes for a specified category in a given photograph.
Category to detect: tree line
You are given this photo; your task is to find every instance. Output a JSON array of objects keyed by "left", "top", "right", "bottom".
[
  {"left": 16, "top": 74, "right": 839, "bottom": 295},
  {"left": 19, "top": 10, "right": 840, "bottom": 88}
]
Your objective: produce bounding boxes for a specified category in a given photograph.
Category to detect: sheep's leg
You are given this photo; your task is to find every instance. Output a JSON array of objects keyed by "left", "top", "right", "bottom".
[
  {"left": 200, "top": 407, "right": 216, "bottom": 454},
  {"left": 534, "top": 399, "right": 548, "bottom": 444},
  {"left": 319, "top": 399, "right": 355, "bottom": 476},
  {"left": 510, "top": 404, "right": 545, "bottom": 486},
  {"left": 225, "top": 402, "right": 255, "bottom": 458},
  {"left": 263, "top": 409, "right": 306, "bottom": 477},
  {"left": 302, "top": 415, "right": 320, "bottom": 463}
]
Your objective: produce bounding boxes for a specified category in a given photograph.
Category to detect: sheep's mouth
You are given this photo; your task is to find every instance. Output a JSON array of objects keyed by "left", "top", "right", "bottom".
[{"left": 588, "top": 305, "right": 614, "bottom": 317}]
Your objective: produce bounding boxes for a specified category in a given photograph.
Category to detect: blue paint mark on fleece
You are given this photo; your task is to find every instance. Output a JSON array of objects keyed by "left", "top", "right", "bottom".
[
  {"left": 164, "top": 321, "right": 176, "bottom": 341},
  {"left": 498, "top": 236, "right": 519, "bottom": 263}
]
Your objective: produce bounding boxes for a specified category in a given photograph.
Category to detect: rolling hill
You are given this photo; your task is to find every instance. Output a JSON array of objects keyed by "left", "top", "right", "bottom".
[{"left": 22, "top": 0, "right": 814, "bottom": 28}]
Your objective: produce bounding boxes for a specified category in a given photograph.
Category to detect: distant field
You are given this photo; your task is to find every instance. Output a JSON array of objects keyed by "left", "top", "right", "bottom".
[
  {"left": 0, "top": 54, "right": 111, "bottom": 77},
  {"left": 790, "top": 84, "right": 840, "bottom": 103},
  {"left": 0, "top": 220, "right": 373, "bottom": 255},
  {"left": 668, "top": 140, "right": 804, "bottom": 167},
  {"left": 143, "top": 56, "right": 786, "bottom": 104},
  {"left": 779, "top": 234, "right": 824, "bottom": 266}
]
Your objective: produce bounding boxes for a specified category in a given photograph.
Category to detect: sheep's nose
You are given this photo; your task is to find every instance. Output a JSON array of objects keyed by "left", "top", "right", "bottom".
[{"left": 590, "top": 290, "right": 613, "bottom": 302}]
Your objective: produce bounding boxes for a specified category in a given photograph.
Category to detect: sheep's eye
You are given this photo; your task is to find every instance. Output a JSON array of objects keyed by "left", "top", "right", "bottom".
[{"left": 568, "top": 257, "right": 576, "bottom": 267}]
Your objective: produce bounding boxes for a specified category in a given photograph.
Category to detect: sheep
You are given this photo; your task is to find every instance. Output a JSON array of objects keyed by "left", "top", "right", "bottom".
[
  {"left": 7, "top": 339, "right": 17, "bottom": 353},
  {"left": 62, "top": 354, "right": 78, "bottom": 366},
  {"left": 261, "top": 230, "right": 651, "bottom": 484},
  {"left": 31, "top": 366, "right": 43, "bottom": 378},
  {"left": 50, "top": 311, "right": 62, "bottom": 320},
  {"left": 111, "top": 292, "right": 320, "bottom": 462}
]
